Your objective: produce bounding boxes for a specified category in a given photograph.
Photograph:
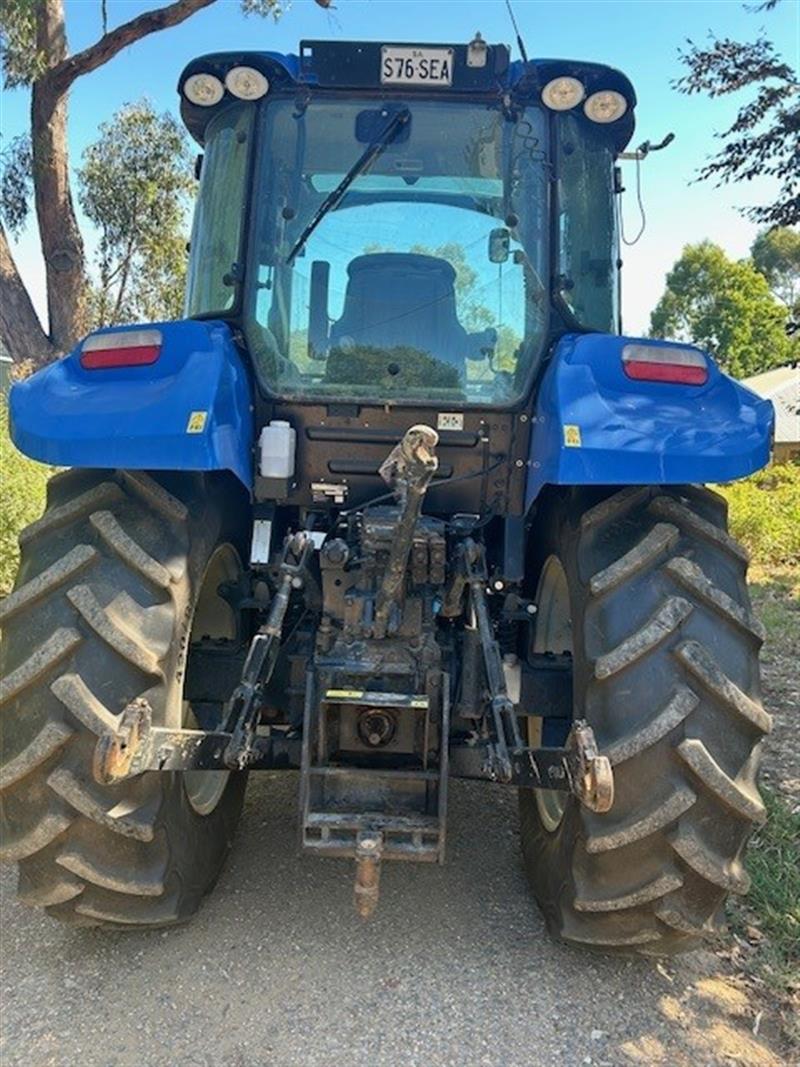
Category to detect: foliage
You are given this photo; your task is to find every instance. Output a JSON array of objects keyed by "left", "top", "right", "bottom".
[
  {"left": 716, "top": 463, "right": 800, "bottom": 567},
  {"left": 325, "top": 344, "right": 460, "bottom": 392},
  {"left": 0, "top": 0, "right": 46, "bottom": 88},
  {"left": 650, "top": 241, "right": 792, "bottom": 377},
  {"left": 752, "top": 226, "right": 800, "bottom": 321},
  {"left": 674, "top": 2, "right": 799, "bottom": 227},
  {"left": 0, "top": 133, "right": 33, "bottom": 236},
  {"left": 240, "top": 0, "right": 289, "bottom": 15},
  {"left": 0, "top": 0, "right": 289, "bottom": 363},
  {"left": 0, "top": 396, "right": 50, "bottom": 597},
  {"left": 409, "top": 242, "right": 494, "bottom": 332},
  {"left": 77, "top": 101, "right": 194, "bottom": 326}
]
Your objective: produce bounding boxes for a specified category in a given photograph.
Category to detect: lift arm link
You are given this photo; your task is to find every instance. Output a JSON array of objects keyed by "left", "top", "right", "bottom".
[
  {"left": 461, "top": 538, "right": 523, "bottom": 781},
  {"left": 93, "top": 532, "right": 311, "bottom": 783},
  {"left": 456, "top": 538, "right": 613, "bottom": 814}
]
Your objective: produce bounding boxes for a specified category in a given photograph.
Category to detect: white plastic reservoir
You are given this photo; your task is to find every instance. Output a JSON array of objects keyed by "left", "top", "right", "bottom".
[{"left": 259, "top": 420, "right": 296, "bottom": 479}]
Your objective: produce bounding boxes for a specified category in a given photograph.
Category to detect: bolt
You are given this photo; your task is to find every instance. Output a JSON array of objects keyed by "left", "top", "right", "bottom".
[
  {"left": 519, "top": 413, "right": 529, "bottom": 423},
  {"left": 361, "top": 838, "right": 377, "bottom": 851},
  {"left": 515, "top": 459, "right": 525, "bottom": 468},
  {"left": 493, "top": 579, "right": 504, "bottom": 592},
  {"left": 526, "top": 603, "right": 537, "bottom": 615}
]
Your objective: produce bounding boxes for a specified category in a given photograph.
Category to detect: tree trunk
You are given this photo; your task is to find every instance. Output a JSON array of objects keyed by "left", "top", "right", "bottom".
[
  {"left": 0, "top": 226, "right": 56, "bottom": 366},
  {"left": 31, "top": 0, "right": 87, "bottom": 357}
]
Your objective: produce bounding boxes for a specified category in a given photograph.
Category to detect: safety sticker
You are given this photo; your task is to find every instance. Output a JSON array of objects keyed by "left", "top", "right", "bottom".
[
  {"left": 563, "top": 424, "right": 582, "bottom": 448},
  {"left": 437, "top": 412, "right": 464, "bottom": 431},
  {"left": 186, "top": 411, "right": 208, "bottom": 434}
]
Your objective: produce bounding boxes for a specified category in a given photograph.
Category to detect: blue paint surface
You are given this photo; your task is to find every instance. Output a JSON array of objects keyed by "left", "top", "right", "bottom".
[
  {"left": 10, "top": 323, "right": 773, "bottom": 507},
  {"left": 10, "top": 320, "right": 253, "bottom": 491},
  {"left": 525, "top": 334, "right": 774, "bottom": 508}
]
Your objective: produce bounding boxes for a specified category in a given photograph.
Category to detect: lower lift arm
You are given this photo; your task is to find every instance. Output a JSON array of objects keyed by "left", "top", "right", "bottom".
[
  {"left": 454, "top": 539, "right": 614, "bottom": 814},
  {"left": 94, "top": 531, "right": 311, "bottom": 784}
]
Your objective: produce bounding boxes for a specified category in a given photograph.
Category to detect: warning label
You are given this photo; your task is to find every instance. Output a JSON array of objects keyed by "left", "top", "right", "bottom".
[{"left": 563, "top": 424, "right": 582, "bottom": 447}]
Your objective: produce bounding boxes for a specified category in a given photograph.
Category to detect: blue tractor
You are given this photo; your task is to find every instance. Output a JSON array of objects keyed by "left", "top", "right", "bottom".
[{"left": 1, "top": 38, "right": 774, "bottom": 950}]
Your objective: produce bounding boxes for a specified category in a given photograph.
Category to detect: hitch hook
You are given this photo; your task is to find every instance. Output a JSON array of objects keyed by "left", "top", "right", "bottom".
[
  {"left": 353, "top": 831, "right": 383, "bottom": 919},
  {"left": 571, "top": 721, "right": 614, "bottom": 813},
  {"left": 94, "top": 698, "right": 151, "bottom": 784}
]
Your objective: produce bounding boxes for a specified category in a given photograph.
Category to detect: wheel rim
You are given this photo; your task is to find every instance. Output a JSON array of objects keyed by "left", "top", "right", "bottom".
[
  {"left": 529, "top": 555, "right": 573, "bottom": 832},
  {"left": 183, "top": 543, "right": 241, "bottom": 816}
]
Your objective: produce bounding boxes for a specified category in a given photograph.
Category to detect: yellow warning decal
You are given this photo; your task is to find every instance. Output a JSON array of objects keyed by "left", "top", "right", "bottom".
[
  {"left": 563, "top": 424, "right": 582, "bottom": 448},
  {"left": 326, "top": 689, "right": 365, "bottom": 700},
  {"left": 186, "top": 410, "right": 208, "bottom": 434}
]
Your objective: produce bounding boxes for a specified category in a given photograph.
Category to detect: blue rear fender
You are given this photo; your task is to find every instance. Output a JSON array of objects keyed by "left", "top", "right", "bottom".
[
  {"left": 525, "top": 334, "right": 774, "bottom": 508},
  {"left": 9, "top": 320, "right": 254, "bottom": 492}
]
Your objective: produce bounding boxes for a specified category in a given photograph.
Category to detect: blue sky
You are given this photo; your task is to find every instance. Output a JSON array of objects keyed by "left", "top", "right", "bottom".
[{"left": 2, "top": 0, "right": 798, "bottom": 334}]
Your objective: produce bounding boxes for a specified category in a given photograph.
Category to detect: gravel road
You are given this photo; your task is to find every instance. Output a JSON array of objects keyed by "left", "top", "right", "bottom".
[{"left": 0, "top": 773, "right": 783, "bottom": 1067}]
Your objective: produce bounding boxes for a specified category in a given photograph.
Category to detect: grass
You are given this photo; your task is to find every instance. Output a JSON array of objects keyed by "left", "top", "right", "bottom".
[
  {"left": 0, "top": 397, "right": 51, "bottom": 596},
  {"left": 716, "top": 471, "right": 800, "bottom": 1046},
  {"left": 728, "top": 788, "right": 800, "bottom": 1051},
  {"left": 749, "top": 565, "right": 800, "bottom": 627},
  {"left": 732, "top": 789, "right": 800, "bottom": 989}
]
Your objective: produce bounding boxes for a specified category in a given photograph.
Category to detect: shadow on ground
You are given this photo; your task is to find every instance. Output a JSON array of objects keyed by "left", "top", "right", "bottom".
[{"left": 0, "top": 776, "right": 783, "bottom": 1067}]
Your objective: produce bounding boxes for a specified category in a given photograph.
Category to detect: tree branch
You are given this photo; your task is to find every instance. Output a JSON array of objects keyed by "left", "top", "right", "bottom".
[
  {"left": 50, "top": 0, "right": 216, "bottom": 92},
  {"left": 0, "top": 224, "right": 56, "bottom": 365}
]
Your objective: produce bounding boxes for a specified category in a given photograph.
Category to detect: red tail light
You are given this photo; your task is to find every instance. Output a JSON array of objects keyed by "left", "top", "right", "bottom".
[
  {"left": 80, "top": 329, "right": 162, "bottom": 370},
  {"left": 622, "top": 343, "right": 708, "bottom": 385}
]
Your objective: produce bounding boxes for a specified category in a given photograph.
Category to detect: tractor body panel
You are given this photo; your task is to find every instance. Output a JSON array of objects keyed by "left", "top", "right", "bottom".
[
  {"left": 525, "top": 333, "right": 774, "bottom": 507},
  {"left": 9, "top": 319, "right": 253, "bottom": 490}
]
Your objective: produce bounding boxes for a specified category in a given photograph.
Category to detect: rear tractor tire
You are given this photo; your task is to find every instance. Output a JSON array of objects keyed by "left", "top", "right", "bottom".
[
  {"left": 519, "top": 486, "right": 771, "bottom": 954},
  {"left": 0, "top": 469, "right": 248, "bottom": 928}
]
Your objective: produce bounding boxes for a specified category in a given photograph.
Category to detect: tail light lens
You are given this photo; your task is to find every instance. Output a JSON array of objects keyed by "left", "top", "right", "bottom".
[
  {"left": 80, "top": 329, "right": 162, "bottom": 370},
  {"left": 622, "top": 343, "right": 708, "bottom": 385}
]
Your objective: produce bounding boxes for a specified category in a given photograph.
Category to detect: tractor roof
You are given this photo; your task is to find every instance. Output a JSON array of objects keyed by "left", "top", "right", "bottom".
[{"left": 178, "top": 40, "right": 636, "bottom": 150}]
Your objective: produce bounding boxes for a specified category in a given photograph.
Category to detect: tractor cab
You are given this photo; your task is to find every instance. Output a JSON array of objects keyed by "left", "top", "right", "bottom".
[{"left": 180, "top": 39, "right": 634, "bottom": 408}]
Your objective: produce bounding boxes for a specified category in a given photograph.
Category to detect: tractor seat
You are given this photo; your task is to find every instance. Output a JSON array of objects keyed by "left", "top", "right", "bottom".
[{"left": 328, "top": 253, "right": 475, "bottom": 370}]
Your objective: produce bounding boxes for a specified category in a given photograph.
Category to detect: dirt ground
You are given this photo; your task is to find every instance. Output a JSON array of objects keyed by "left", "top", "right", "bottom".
[{"left": 0, "top": 574, "right": 797, "bottom": 1067}]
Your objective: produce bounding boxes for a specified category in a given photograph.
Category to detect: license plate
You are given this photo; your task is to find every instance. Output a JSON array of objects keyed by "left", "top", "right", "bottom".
[{"left": 380, "top": 46, "right": 454, "bottom": 87}]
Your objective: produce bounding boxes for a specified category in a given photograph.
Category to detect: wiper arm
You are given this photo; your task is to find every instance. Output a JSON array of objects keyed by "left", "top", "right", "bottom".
[{"left": 285, "top": 107, "right": 411, "bottom": 264}]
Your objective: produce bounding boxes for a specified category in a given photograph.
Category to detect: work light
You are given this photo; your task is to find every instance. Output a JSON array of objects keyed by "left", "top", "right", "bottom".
[
  {"left": 541, "top": 77, "right": 585, "bottom": 111},
  {"left": 183, "top": 73, "right": 224, "bottom": 107},
  {"left": 584, "top": 90, "right": 628, "bottom": 124},
  {"left": 225, "top": 66, "right": 270, "bottom": 101}
]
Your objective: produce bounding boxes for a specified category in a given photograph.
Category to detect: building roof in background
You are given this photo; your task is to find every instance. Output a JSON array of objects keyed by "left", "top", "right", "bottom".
[{"left": 742, "top": 364, "right": 800, "bottom": 445}]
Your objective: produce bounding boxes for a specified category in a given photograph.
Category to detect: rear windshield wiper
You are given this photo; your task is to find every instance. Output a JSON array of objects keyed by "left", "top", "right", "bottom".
[{"left": 285, "top": 107, "right": 411, "bottom": 264}]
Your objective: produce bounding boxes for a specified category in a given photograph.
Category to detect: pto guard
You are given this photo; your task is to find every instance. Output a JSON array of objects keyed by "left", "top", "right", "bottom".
[
  {"left": 526, "top": 333, "right": 774, "bottom": 508},
  {"left": 9, "top": 320, "right": 253, "bottom": 491}
]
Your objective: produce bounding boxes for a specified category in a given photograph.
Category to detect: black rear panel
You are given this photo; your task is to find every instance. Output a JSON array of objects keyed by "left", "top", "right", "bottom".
[{"left": 256, "top": 403, "right": 531, "bottom": 516}]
